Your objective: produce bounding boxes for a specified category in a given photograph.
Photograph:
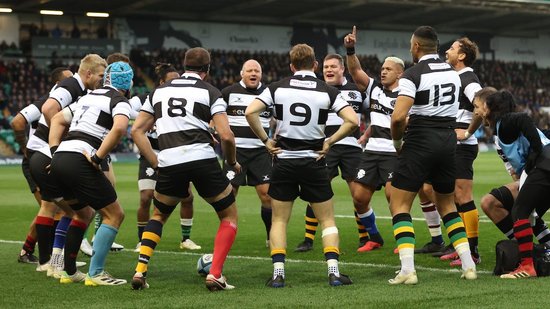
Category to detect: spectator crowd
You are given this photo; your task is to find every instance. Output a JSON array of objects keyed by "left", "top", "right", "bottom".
[{"left": 1, "top": 48, "right": 550, "bottom": 145}]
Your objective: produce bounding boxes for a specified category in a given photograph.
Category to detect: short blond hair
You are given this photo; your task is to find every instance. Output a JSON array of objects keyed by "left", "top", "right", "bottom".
[
  {"left": 384, "top": 56, "right": 405, "bottom": 70},
  {"left": 290, "top": 44, "right": 316, "bottom": 71},
  {"left": 78, "top": 54, "right": 107, "bottom": 75}
]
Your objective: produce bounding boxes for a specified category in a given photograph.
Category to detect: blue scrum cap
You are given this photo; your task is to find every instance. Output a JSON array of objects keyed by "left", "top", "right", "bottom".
[{"left": 104, "top": 61, "right": 134, "bottom": 91}]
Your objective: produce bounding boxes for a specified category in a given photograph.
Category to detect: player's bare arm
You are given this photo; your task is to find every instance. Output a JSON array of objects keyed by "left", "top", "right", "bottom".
[
  {"left": 246, "top": 98, "right": 281, "bottom": 155},
  {"left": 459, "top": 113, "right": 483, "bottom": 141},
  {"left": 345, "top": 26, "right": 371, "bottom": 92},
  {"left": 48, "top": 108, "right": 72, "bottom": 149},
  {"left": 391, "top": 95, "right": 414, "bottom": 151},
  {"left": 131, "top": 111, "right": 158, "bottom": 169},
  {"left": 318, "top": 105, "right": 358, "bottom": 160},
  {"left": 10, "top": 113, "right": 29, "bottom": 157},
  {"left": 213, "top": 112, "right": 241, "bottom": 173},
  {"left": 85, "top": 114, "right": 129, "bottom": 170},
  {"left": 41, "top": 98, "right": 62, "bottom": 127}
]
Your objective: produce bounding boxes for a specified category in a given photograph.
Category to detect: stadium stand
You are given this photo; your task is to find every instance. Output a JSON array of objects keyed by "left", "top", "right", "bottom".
[{"left": 1, "top": 48, "right": 550, "bottom": 153}]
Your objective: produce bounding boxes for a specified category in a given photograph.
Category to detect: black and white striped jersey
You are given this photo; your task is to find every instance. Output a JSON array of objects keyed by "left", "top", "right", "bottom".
[
  {"left": 19, "top": 93, "right": 48, "bottom": 141},
  {"left": 325, "top": 78, "right": 364, "bottom": 149},
  {"left": 129, "top": 93, "right": 148, "bottom": 120},
  {"left": 57, "top": 86, "right": 131, "bottom": 155},
  {"left": 27, "top": 75, "right": 86, "bottom": 157},
  {"left": 257, "top": 70, "right": 350, "bottom": 159},
  {"left": 364, "top": 79, "right": 399, "bottom": 154},
  {"left": 399, "top": 54, "right": 460, "bottom": 128},
  {"left": 222, "top": 80, "right": 270, "bottom": 149},
  {"left": 49, "top": 73, "right": 86, "bottom": 110},
  {"left": 130, "top": 93, "right": 159, "bottom": 151},
  {"left": 141, "top": 73, "right": 226, "bottom": 167},
  {"left": 456, "top": 67, "right": 482, "bottom": 146}
]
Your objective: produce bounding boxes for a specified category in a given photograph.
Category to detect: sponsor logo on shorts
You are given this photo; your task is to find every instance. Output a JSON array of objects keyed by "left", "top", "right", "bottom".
[
  {"left": 226, "top": 170, "right": 236, "bottom": 180},
  {"left": 145, "top": 167, "right": 155, "bottom": 177}
]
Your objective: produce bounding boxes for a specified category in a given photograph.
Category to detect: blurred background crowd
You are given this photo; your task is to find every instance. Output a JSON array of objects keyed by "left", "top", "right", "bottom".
[{"left": 1, "top": 47, "right": 550, "bottom": 153}]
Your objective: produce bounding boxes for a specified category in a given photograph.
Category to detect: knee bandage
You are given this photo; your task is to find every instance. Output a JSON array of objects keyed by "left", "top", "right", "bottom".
[{"left": 322, "top": 226, "right": 339, "bottom": 238}]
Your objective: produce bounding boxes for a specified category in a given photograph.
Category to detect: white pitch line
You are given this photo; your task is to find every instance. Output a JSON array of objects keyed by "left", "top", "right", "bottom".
[
  {"left": 335, "top": 214, "right": 493, "bottom": 223},
  {"left": 0, "top": 239, "right": 491, "bottom": 274},
  {"left": 0, "top": 239, "right": 26, "bottom": 244}
]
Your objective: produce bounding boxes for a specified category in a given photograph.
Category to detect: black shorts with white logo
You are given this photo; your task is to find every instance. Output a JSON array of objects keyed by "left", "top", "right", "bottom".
[
  {"left": 354, "top": 151, "right": 397, "bottom": 190},
  {"left": 138, "top": 156, "right": 158, "bottom": 181},
  {"left": 268, "top": 157, "right": 333, "bottom": 203},
  {"left": 325, "top": 144, "right": 362, "bottom": 181},
  {"left": 29, "top": 151, "right": 64, "bottom": 201},
  {"left": 22, "top": 150, "right": 38, "bottom": 193},
  {"left": 223, "top": 147, "right": 272, "bottom": 186},
  {"left": 156, "top": 158, "right": 229, "bottom": 199},
  {"left": 391, "top": 128, "right": 456, "bottom": 194},
  {"left": 50, "top": 152, "right": 115, "bottom": 210},
  {"left": 138, "top": 156, "right": 158, "bottom": 191},
  {"left": 455, "top": 144, "right": 478, "bottom": 180}
]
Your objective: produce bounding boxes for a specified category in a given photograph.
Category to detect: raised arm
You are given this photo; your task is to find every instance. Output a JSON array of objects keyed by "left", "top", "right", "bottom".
[{"left": 344, "top": 26, "right": 371, "bottom": 92}]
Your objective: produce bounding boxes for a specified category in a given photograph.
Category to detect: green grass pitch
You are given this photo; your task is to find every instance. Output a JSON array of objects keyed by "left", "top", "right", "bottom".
[{"left": 0, "top": 152, "right": 548, "bottom": 308}]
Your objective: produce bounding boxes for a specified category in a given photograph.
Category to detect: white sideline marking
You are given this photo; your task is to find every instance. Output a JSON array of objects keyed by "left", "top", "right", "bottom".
[
  {"left": 335, "top": 214, "right": 493, "bottom": 223},
  {"left": 0, "top": 239, "right": 491, "bottom": 274},
  {"left": 1, "top": 239, "right": 25, "bottom": 244}
]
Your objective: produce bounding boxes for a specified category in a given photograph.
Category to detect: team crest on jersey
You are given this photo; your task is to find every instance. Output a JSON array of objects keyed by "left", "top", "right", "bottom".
[
  {"left": 290, "top": 79, "right": 317, "bottom": 89},
  {"left": 348, "top": 91, "right": 358, "bottom": 100},
  {"left": 145, "top": 167, "right": 155, "bottom": 177},
  {"left": 226, "top": 170, "right": 236, "bottom": 180},
  {"left": 356, "top": 169, "right": 365, "bottom": 179},
  {"left": 390, "top": 99, "right": 396, "bottom": 108}
]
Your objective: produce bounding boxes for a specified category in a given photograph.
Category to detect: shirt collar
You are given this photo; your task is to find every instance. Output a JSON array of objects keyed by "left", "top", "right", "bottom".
[
  {"left": 182, "top": 72, "right": 202, "bottom": 80},
  {"left": 457, "top": 67, "right": 474, "bottom": 75},
  {"left": 341, "top": 77, "right": 348, "bottom": 86},
  {"left": 74, "top": 73, "right": 86, "bottom": 91},
  {"left": 418, "top": 53, "right": 440, "bottom": 62},
  {"left": 239, "top": 80, "right": 263, "bottom": 90},
  {"left": 293, "top": 70, "right": 317, "bottom": 78}
]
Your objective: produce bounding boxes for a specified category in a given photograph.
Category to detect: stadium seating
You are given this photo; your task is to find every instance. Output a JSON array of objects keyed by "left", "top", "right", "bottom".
[
  {"left": 0, "top": 129, "right": 17, "bottom": 155},
  {"left": 0, "top": 49, "right": 550, "bottom": 154}
]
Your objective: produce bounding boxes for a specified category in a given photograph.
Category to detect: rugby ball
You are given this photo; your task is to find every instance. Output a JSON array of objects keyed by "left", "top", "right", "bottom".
[{"left": 197, "top": 253, "right": 213, "bottom": 277}]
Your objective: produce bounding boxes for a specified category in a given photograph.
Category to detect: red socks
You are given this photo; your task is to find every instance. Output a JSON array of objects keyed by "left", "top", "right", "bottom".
[{"left": 210, "top": 220, "right": 237, "bottom": 278}]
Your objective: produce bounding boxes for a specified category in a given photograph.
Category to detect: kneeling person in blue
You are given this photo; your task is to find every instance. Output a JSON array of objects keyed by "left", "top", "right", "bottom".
[{"left": 474, "top": 87, "right": 550, "bottom": 279}]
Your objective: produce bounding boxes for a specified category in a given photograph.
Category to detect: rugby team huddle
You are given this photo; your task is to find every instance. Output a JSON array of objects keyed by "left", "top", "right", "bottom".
[{"left": 12, "top": 25, "right": 550, "bottom": 291}]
